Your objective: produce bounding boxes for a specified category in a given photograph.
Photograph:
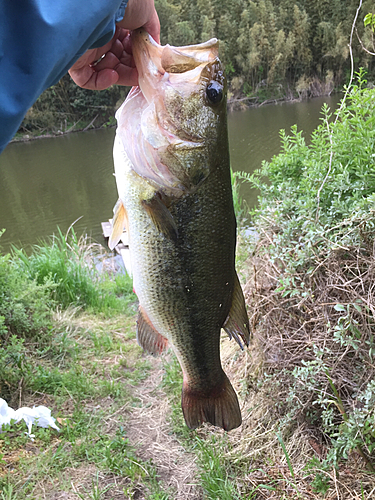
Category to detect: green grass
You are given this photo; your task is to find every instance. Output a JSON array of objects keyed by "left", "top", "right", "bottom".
[
  {"left": 161, "top": 353, "right": 243, "bottom": 498},
  {"left": 0, "top": 313, "right": 171, "bottom": 499},
  {"left": 11, "top": 227, "right": 135, "bottom": 315},
  {"left": 0, "top": 229, "right": 172, "bottom": 498},
  {"left": 195, "top": 436, "right": 241, "bottom": 500}
]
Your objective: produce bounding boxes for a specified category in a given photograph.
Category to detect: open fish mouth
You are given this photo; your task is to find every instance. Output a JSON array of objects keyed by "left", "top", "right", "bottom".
[
  {"left": 115, "top": 31, "right": 226, "bottom": 196},
  {"left": 131, "top": 29, "right": 220, "bottom": 104}
]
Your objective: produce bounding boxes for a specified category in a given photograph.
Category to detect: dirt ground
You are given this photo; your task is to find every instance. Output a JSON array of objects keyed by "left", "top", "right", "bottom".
[{"left": 126, "top": 355, "right": 202, "bottom": 499}]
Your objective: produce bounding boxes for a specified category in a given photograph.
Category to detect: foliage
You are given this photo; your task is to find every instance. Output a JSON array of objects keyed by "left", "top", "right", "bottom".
[
  {"left": 0, "top": 254, "right": 55, "bottom": 338},
  {"left": 11, "top": 228, "right": 135, "bottom": 314},
  {"left": 155, "top": 0, "right": 375, "bottom": 102},
  {"left": 20, "top": 75, "right": 128, "bottom": 135},
  {"left": 0, "top": 309, "right": 171, "bottom": 499},
  {"left": 364, "top": 12, "right": 375, "bottom": 32},
  {"left": 238, "top": 74, "right": 375, "bottom": 487},
  {"left": 195, "top": 436, "right": 241, "bottom": 500},
  {"left": 231, "top": 169, "right": 248, "bottom": 224},
  {"left": 0, "top": 229, "right": 135, "bottom": 403},
  {"left": 247, "top": 70, "right": 375, "bottom": 269},
  {"left": 1, "top": 228, "right": 161, "bottom": 497},
  {"left": 17, "top": 0, "right": 375, "bottom": 136}
]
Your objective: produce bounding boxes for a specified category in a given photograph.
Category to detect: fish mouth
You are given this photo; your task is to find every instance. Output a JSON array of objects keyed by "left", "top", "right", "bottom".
[
  {"left": 114, "top": 31, "right": 224, "bottom": 196},
  {"left": 131, "top": 29, "right": 219, "bottom": 103}
]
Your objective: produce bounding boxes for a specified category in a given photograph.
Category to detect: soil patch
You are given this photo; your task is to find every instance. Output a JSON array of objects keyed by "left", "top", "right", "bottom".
[{"left": 126, "top": 355, "right": 202, "bottom": 499}]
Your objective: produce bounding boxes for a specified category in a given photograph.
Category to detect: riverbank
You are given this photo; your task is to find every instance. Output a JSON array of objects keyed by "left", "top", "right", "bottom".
[
  {"left": 10, "top": 121, "right": 115, "bottom": 145},
  {"left": 227, "top": 74, "right": 338, "bottom": 111},
  {"left": 11, "top": 82, "right": 340, "bottom": 145},
  {"left": 2, "top": 80, "right": 375, "bottom": 498},
  {"left": 1, "top": 220, "right": 375, "bottom": 498}
]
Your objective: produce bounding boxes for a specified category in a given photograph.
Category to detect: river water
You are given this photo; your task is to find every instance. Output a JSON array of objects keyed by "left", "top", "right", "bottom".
[{"left": 0, "top": 95, "right": 341, "bottom": 252}]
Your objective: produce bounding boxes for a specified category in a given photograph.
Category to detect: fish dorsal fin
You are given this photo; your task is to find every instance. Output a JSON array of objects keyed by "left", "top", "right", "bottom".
[
  {"left": 109, "top": 199, "right": 128, "bottom": 250},
  {"left": 136, "top": 307, "right": 168, "bottom": 356},
  {"left": 142, "top": 193, "right": 178, "bottom": 241},
  {"left": 223, "top": 272, "right": 251, "bottom": 350}
]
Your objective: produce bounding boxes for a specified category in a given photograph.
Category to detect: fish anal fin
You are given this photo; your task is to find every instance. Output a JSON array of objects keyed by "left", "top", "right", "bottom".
[
  {"left": 136, "top": 307, "right": 168, "bottom": 356},
  {"left": 142, "top": 193, "right": 178, "bottom": 241},
  {"left": 109, "top": 199, "right": 128, "bottom": 250},
  {"left": 223, "top": 272, "right": 251, "bottom": 350},
  {"left": 181, "top": 372, "right": 242, "bottom": 431}
]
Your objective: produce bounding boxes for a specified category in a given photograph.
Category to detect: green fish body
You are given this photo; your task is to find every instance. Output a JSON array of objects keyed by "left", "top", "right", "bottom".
[{"left": 110, "top": 30, "right": 250, "bottom": 431}]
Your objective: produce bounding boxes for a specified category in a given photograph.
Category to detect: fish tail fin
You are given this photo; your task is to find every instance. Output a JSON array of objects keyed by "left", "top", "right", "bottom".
[{"left": 181, "top": 372, "right": 242, "bottom": 431}]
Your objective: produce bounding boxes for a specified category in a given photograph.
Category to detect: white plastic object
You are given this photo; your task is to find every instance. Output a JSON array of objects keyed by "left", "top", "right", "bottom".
[{"left": 0, "top": 398, "right": 60, "bottom": 438}]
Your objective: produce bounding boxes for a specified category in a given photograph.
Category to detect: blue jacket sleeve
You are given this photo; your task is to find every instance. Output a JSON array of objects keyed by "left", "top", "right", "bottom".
[{"left": 0, "top": 0, "right": 128, "bottom": 154}]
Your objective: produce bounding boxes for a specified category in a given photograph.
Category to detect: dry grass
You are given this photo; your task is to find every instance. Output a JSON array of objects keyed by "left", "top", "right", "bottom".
[
  {"left": 207, "top": 224, "right": 375, "bottom": 498},
  {"left": 126, "top": 355, "right": 202, "bottom": 499}
]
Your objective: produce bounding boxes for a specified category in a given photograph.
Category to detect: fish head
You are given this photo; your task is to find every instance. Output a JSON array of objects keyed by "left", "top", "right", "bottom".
[{"left": 115, "top": 30, "right": 228, "bottom": 196}]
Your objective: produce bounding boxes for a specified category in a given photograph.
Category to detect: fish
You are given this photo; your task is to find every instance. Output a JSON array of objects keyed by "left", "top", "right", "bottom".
[{"left": 110, "top": 29, "right": 250, "bottom": 431}]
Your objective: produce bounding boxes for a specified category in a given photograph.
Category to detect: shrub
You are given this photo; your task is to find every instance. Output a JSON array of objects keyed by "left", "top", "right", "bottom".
[{"left": 241, "top": 71, "right": 375, "bottom": 473}]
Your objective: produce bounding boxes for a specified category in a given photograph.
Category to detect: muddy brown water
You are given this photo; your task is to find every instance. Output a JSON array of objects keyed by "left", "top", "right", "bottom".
[{"left": 0, "top": 95, "right": 340, "bottom": 252}]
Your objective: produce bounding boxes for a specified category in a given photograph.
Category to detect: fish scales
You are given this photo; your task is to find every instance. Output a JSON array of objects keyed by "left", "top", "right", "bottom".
[{"left": 110, "top": 29, "right": 250, "bottom": 431}]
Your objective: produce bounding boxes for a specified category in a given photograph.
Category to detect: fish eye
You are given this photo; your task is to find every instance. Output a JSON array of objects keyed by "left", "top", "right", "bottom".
[{"left": 206, "top": 82, "right": 223, "bottom": 105}]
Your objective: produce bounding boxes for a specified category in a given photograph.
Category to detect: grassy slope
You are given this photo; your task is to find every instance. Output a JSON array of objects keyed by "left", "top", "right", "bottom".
[
  {"left": 0, "top": 310, "right": 173, "bottom": 499},
  {"left": 3, "top": 79, "right": 375, "bottom": 499}
]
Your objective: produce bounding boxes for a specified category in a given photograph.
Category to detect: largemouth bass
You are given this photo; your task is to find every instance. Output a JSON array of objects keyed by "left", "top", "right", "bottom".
[{"left": 110, "top": 30, "right": 250, "bottom": 431}]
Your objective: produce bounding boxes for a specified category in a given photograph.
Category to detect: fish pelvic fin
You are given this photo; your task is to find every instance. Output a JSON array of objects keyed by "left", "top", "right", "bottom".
[
  {"left": 181, "top": 372, "right": 242, "bottom": 431},
  {"left": 136, "top": 307, "right": 168, "bottom": 356},
  {"left": 109, "top": 199, "right": 128, "bottom": 250},
  {"left": 142, "top": 193, "right": 178, "bottom": 241},
  {"left": 223, "top": 272, "right": 251, "bottom": 350}
]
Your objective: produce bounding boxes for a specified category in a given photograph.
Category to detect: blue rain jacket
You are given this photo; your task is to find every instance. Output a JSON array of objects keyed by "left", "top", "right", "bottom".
[{"left": 0, "top": 0, "right": 128, "bottom": 153}]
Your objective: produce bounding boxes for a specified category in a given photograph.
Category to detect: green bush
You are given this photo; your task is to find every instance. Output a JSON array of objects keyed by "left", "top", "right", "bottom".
[
  {"left": 248, "top": 70, "right": 375, "bottom": 269},
  {"left": 242, "top": 72, "right": 375, "bottom": 475},
  {"left": 0, "top": 253, "right": 55, "bottom": 339}
]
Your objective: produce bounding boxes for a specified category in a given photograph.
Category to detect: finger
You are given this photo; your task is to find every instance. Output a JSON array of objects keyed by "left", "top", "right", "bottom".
[
  {"left": 93, "top": 51, "right": 120, "bottom": 72},
  {"left": 70, "top": 67, "right": 119, "bottom": 90},
  {"left": 143, "top": 9, "right": 160, "bottom": 43},
  {"left": 69, "top": 65, "right": 95, "bottom": 88},
  {"left": 116, "top": 26, "right": 129, "bottom": 43},
  {"left": 115, "top": 65, "right": 138, "bottom": 86},
  {"left": 110, "top": 37, "right": 127, "bottom": 60},
  {"left": 93, "top": 69, "right": 120, "bottom": 89}
]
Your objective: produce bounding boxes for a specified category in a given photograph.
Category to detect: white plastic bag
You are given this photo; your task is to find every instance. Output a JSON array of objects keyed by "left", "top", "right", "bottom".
[{"left": 0, "top": 398, "right": 60, "bottom": 439}]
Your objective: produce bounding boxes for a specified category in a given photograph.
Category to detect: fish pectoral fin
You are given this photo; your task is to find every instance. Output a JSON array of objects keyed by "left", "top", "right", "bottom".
[
  {"left": 181, "top": 372, "right": 242, "bottom": 431},
  {"left": 109, "top": 199, "right": 128, "bottom": 250},
  {"left": 136, "top": 307, "right": 168, "bottom": 356},
  {"left": 142, "top": 193, "right": 178, "bottom": 241},
  {"left": 223, "top": 272, "right": 251, "bottom": 350}
]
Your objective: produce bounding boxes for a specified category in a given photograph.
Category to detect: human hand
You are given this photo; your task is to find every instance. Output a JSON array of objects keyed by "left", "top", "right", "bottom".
[{"left": 68, "top": 0, "right": 160, "bottom": 90}]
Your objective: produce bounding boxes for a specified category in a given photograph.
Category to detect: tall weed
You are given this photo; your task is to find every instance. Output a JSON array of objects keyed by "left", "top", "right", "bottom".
[
  {"left": 240, "top": 72, "right": 375, "bottom": 480},
  {"left": 0, "top": 227, "right": 135, "bottom": 403},
  {"left": 12, "top": 228, "right": 135, "bottom": 314}
]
